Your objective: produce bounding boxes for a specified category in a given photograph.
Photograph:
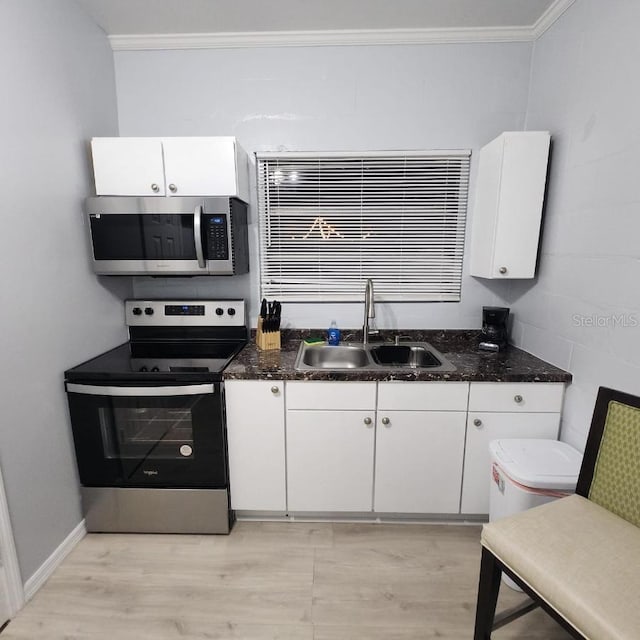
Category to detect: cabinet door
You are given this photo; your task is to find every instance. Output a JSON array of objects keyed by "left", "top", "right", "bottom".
[
  {"left": 287, "top": 410, "right": 375, "bottom": 512},
  {"left": 225, "top": 380, "right": 286, "bottom": 511},
  {"left": 470, "top": 132, "right": 550, "bottom": 279},
  {"left": 374, "top": 411, "right": 466, "bottom": 514},
  {"left": 491, "top": 133, "right": 550, "bottom": 278},
  {"left": 162, "top": 137, "right": 238, "bottom": 197},
  {"left": 460, "top": 412, "right": 560, "bottom": 514},
  {"left": 91, "top": 138, "right": 165, "bottom": 196}
]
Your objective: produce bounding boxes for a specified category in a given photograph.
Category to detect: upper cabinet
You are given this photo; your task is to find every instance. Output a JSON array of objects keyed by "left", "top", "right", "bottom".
[
  {"left": 91, "top": 136, "right": 250, "bottom": 203},
  {"left": 469, "top": 131, "right": 551, "bottom": 279}
]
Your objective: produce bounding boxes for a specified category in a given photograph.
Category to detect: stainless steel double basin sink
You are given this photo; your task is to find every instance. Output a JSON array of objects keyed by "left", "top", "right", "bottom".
[{"left": 294, "top": 341, "right": 456, "bottom": 372}]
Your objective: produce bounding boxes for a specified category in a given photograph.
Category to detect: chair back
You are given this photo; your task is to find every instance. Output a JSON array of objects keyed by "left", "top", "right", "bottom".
[{"left": 576, "top": 387, "right": 640, "bottom": 527}]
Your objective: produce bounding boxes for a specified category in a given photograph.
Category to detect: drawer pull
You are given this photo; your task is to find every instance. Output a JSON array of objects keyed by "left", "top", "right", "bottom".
[
  {"left": 514, "top": 395, "right": 523, "bottom": 404},
  {"left": 473, "top": 418, "right": 483, "bottom": 428},
  {"left": 271, "top": 386, "right": 279, "bottom": 394}
]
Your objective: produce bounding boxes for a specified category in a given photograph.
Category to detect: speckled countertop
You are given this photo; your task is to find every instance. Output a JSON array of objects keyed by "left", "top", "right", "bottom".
[{"left": 223, "top": 330, "right": 572, "bottom": 383}]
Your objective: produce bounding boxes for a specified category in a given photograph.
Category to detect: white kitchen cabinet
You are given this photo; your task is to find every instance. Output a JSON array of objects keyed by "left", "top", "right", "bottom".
[
  {"left": 91, "top": 136, "right": 250, "bottom": 201},
  {"left": 91, "top": 137, "right": 166, "bottom": 196},
  {"left": 375, "top": 382, "right": 468, "bottom": 513},
  {"left": 286, "top": 381, "right": 376, "bottom": 512},
  {"left": 286, "top": 409, "right": 375, "bottom": 512},
  {"left": 461, "top": 381, "right": 563, "bottom": 514},
  {"left": 470, "top": 131, "right": 551, "bottom": 279},
  {"left": 227, "top": 378, "right": 565, "bottom": 518},
  {"left": 225, "top": 380, "right": 286, "bottom": 511},
  {"left": 374, "top": 410, "right": 466, "bottom": 513}
]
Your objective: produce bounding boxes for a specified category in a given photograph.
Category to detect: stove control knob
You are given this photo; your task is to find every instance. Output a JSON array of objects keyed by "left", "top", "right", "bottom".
[
  {"left": 151, "top": 366, "right": 160, "bottom": 372},
  {"left": 139, "top": 366, "right": 148, "bottom": 372},
  {"left": 215, "top": 307, "right": 224, "bottom": 316},
  {"left": 132, "top": 307, "right": 142, "bottom": 316},
  {"left": 227, "top": 307, "right": 236, "bottom": 316},
  {"left": 144, "top": 307, "right": 154, "bottom": 316}
]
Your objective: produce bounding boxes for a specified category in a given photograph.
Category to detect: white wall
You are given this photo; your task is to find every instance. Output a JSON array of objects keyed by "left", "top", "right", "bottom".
[
  {"left": 0, "top": 0, "right": 128, "bottom": 582},
  {"left": 114, "top": 42, "right": 533, "bottom": 329},
  {"left": 505, "top": 0, "right": 640, "bottom": 449}
]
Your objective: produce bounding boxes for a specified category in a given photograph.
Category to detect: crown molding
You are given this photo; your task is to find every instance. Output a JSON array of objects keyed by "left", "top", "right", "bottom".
[
  {"left": 532, "top": 0, "right": 576, "bottom": 39},
  {"left": 109, "top": 25, "right": 535, "bottom": 51},
  {"left": 108, "top": 0, "right": 575, "bottom": 52}
]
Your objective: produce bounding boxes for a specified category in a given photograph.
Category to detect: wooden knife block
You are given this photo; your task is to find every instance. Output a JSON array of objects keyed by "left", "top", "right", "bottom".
[{"left": 256, "top": 317, "right": 281, "bottom": 351}]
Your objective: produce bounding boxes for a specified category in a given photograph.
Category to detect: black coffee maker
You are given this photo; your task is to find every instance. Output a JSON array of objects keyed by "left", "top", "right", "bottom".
[{"left": 479, "top": 307, "right": 510, "bottom": 352}]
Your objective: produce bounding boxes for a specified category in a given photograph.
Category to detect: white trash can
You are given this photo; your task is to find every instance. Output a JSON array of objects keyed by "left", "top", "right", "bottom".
[{"left": 489, "top": 438, "right": 583, "bottom": 591}]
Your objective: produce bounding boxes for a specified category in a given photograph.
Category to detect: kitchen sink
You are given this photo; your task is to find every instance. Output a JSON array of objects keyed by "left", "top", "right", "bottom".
[
  {"left": 369, "top": 344, "right": 442, "bottom": 368},
  {"left": 294, "top": 341, "right": 456, "bottom": 372},
  {"left": 300, "top": 345, "right": 370, "bottom": 369}
]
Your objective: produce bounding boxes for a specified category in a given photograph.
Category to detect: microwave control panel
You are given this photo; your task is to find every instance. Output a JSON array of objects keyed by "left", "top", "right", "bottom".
[{"left": 206, "top": 215, "right": 229, "bottom": 261}]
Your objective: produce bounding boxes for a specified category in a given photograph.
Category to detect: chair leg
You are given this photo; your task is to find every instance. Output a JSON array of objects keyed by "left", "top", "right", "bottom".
[{"left": 473, "top": 546, "right": 502, "bottom": 640}]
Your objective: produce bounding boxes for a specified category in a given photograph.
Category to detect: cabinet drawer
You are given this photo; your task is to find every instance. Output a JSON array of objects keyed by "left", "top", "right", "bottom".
[
  {"left": 286, "top": 381, "right": 376, "bottom": 410},
  {"left": 377, "top": 382, "right": 469, "bottom": 411},
  {"left": 468, "top": 382, "right": 564, "bottom": 413}
]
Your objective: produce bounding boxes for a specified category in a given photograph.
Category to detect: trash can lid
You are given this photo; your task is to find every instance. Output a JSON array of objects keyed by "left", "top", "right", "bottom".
[{"left": 489, "top": 439, "right": 583, "bottom": 490}]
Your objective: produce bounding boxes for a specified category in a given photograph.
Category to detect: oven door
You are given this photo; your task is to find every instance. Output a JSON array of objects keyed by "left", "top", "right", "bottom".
[{"left": 66, "top": 383, "right": 227, "bottom": 488}]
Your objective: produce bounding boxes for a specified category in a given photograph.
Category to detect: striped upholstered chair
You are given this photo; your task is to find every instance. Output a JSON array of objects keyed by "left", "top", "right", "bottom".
[{"left": 473, "top": 386, "right": 640, "bottom": 639}]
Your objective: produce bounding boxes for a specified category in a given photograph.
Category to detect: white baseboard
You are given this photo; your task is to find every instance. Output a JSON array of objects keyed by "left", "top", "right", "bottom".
[{"left": 23, "top": 520, "right": 87, "bottom": 602}]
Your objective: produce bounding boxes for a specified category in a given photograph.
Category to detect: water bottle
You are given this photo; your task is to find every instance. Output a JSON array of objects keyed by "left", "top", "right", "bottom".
[{"left": 327, "top": 320, "right": 341, "bottom": 346}]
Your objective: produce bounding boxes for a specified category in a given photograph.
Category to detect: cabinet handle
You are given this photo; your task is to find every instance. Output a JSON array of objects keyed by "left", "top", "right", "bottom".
[
  {"left": 473, "top": 418, "right": 483, "bottom": 428},
  {"left": 363, "top": 417, "right": 372, "bottom": 426},
  {"left": 381, "top": 417, "right": 390, "bottom": 426},
  {"left": 151, "top": 183, "right": 160, "bottom": 193},
  {"left": 270, "top": 386, "right": 279, "bottom": 394},
  {"left": 499, "top": 266, "right": 508, "bottom": 274},
  {"left": 514, "top": 394, "right": 523, "bottom": 404},
  {"left": 168, "top": 183, "right": 177, "bottom": 193}
]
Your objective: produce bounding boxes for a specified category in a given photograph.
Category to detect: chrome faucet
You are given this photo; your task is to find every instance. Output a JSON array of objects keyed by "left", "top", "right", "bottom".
[{"left": 362, "top": 278, "right": 378, "bottom": 345}]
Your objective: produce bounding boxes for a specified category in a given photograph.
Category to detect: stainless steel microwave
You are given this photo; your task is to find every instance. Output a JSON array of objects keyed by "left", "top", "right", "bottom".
[{"left": 85, "top": 196, "right": 249, "bottom": 276}]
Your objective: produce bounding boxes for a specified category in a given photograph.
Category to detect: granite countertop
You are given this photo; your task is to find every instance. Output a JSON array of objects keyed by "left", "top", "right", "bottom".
[{"left": 223, "top": 330, "right": 572, "bottom": 383}]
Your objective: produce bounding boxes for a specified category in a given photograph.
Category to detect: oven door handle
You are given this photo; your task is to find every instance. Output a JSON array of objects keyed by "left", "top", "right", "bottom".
[
  {"left": 66, "top": 383, "right": 215, "bottom": 397},
  {"left": 194, "top": 205, "right": 206, "bottom": 269}
]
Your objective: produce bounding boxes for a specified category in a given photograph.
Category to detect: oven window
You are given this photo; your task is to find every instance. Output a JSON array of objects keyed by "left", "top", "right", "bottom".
[{"left": 99, "top": 397, "right": 199, "bottom": 460}]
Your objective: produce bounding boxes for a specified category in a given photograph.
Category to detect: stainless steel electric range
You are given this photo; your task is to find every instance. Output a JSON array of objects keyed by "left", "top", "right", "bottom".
[{"left": 64, "top": 299, "right": 247, "bottom": 534}]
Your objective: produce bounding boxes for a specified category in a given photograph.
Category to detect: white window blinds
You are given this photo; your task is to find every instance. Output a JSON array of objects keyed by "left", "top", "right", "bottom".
[{"left": 257, "top": 150, "right": 471, "bottom": 302}]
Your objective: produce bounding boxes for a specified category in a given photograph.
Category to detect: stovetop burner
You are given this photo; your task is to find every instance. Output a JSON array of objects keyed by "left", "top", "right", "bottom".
[{"left": 65, "top": 300, "right": 248, "bottom": 383}]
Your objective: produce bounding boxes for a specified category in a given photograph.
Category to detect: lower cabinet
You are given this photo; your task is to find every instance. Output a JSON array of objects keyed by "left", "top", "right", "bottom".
[
  {"left": 225, "top": 380, "right": 286, "bottom": 511},
  {"left": 286, "top": 409, "right": 375, "bottom": 512},
  {"left": 374, "top": 382, "right": 469, "bottom": 513},
  {"left": 374, "top": 410, "right": 466, "bottom": 513},
  {"left": 286, "top": 381, "right": 377, "bottom": 512},
  {"left": 460, "top": 381, "right": 564, "bottom": 514},
  {"left": 225, "top": 378, "right": 566, "bottom": 517}
]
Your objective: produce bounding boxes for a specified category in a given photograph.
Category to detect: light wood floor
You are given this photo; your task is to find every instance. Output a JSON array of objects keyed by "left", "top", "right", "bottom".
[{"left": 3, "top": 521, "right": 572, "bottom": 639}]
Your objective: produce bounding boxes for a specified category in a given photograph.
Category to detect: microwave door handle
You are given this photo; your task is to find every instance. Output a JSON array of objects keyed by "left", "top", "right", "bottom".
[
  {"left": 194, "top": 205, "right": 206, "bottom": 269},
  {"left": 66, "top": 383, "right": 214, "bottom": 397}
]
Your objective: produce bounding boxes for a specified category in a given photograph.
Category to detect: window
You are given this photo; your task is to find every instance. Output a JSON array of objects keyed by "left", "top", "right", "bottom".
[{"left": 256, "top": 150, "right": 471, "bottom": 302}]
